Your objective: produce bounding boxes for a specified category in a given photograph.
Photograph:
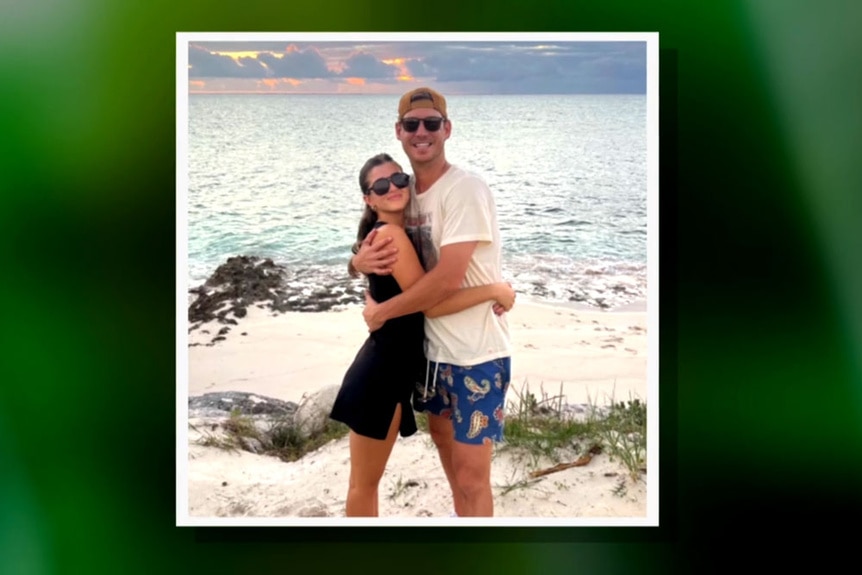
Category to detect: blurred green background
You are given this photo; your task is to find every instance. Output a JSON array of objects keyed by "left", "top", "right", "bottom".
[{"left": 1, "top": 1, "right": 860, "bottom": 573}]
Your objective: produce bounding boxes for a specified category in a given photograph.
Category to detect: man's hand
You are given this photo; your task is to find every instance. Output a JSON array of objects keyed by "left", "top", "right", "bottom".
[
  {"left": 352, "top": 228, "right": 399, "bottom": 276},
  {"left": 362, "top": 291, "right": 386, "bottom": 332}
]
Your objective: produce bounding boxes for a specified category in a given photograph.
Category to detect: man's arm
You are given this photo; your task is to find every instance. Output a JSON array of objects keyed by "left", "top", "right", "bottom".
[
  {"left": 424, "top": 282, "right": 514, "bottom": 318},
  {"left": 363, "top": 241, "right": 477, "bottom": 331}
]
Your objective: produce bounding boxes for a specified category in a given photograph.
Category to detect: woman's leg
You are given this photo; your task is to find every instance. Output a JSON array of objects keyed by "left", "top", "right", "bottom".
[{"left": 346, "top": 403, "right": 402, "bottom": 517}]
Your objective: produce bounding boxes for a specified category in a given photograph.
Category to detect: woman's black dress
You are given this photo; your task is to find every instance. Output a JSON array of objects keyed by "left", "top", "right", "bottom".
[{"left": 329, "top": 223, "right": 426, "bottom": 440}]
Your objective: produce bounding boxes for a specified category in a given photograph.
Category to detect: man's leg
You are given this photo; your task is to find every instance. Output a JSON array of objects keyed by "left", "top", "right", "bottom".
[
  {"left": 425, "top": 412, "right": 467, "bottom": 516},
  {"left": 413, "top": 365, "right": 467, "bottom": 516},
  {"left": 451, "top": 439, "right": 494, "bottom": 516},
  {"left": 445, "top": 357, "right": 511, "bottom": 517}
]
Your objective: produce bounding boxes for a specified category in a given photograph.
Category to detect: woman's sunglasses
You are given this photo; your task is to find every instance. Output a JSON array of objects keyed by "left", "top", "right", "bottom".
[
  {"left": 367, "top": 172, "right": 410, "bottom": 195},
  {"left": 400, "top": 117, "right": 446, "bottom": 133}
]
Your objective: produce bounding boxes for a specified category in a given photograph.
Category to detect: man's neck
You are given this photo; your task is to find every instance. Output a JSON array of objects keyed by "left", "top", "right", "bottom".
[{"left": 412, "top": 158, "right": 451, "bottom": 194}]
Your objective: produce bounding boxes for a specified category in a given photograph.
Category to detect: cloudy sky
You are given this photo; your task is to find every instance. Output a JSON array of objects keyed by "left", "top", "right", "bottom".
[{"left": 185, "top": 37, "right": 647, "bottom": 95}]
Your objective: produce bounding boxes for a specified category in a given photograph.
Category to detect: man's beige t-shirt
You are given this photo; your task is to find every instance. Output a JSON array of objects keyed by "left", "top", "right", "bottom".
[{"left": 405, "top": 165, "right": 511, "bottom": 365}]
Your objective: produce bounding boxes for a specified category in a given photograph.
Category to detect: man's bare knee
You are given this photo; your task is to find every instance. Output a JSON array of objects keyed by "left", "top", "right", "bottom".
[
  {"left": 455, "top": 462, "right": 490, "bottom": 490},
  {"left": 452, "top": 443, "right": 492, "bottom": 494}
]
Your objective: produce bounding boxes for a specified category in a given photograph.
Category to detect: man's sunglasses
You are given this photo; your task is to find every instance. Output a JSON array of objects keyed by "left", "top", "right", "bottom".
[
  {"left": 400, "top": 117, "right": 446, "bottom": 133},
  {"left": 367, "top": 172, "right": 410, "bottom": 195}
]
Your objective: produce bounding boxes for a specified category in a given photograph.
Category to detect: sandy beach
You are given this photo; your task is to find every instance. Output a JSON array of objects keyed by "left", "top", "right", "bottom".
[{"left": 181, "top": 298, "right": 653, "bottom": 524}]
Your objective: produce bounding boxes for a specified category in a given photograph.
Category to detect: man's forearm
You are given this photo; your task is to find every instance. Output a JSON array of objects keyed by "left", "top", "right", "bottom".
[{"left": 377, "top": 267, "right": 458, "bottom": 322}]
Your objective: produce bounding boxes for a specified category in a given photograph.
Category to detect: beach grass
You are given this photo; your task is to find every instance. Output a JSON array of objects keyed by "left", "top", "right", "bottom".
[
  {"left": 587, "top": 393, "right": 647, "bottom": 482},
  {"left": 497, "top": 380, "right": 647, "bottom": 485},
  {"left": 266, "top": 417, "right": 350, "bottom": 462},
  {"left": 193, "top": 408, "right": 350, "bottom": 463},
  {"left": 192, "top": 380, "right": 647, "bottom": 488}
]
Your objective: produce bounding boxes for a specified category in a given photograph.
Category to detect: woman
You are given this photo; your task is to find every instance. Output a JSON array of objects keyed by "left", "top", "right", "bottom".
[{"left": 329, "top": 153, "right": 514, "bottom": 517}]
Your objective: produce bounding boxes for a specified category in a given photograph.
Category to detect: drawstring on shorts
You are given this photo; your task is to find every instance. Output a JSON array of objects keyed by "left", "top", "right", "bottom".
[{"left": 423, "top": 358, "right": 440, "bottom": 400}]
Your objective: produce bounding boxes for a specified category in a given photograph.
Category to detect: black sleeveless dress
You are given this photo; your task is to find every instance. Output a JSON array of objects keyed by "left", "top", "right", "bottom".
[{"left": 329, "top": 222, "right": 426, "bottom": 440}]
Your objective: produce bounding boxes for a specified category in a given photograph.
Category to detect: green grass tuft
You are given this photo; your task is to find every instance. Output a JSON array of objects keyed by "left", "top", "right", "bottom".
[{"left": 495, "top": 380, "right": 648, "bottom": 493}]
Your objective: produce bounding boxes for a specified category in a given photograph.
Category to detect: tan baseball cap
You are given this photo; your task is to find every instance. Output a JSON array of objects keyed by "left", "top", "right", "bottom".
[{"left": 398, "top": 87, "right": 447, "bottom": 120}]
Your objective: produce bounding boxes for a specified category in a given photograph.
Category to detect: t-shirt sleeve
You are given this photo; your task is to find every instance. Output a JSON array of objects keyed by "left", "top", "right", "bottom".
[{"left": 439, "top": 175, "right": 495, "bottom": 247}]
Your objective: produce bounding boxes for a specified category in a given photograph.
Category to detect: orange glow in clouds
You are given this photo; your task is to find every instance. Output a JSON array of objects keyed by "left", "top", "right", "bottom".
[
  {"left": 345, "top": 77, "right": 366, "bottom": 86},
  {"left": 382, "top": 57, "right": 414, "bottom": 82},
  {"left": 213, "top": 50, "right": 261, "bottom": 61},
  {"left": 249, "top": 78, "right": 302, "bottom": 91}
]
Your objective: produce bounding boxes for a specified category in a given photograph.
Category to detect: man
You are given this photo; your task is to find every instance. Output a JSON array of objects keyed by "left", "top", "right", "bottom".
[{"left": 349, "top": 87, "right": 512, "bottom": 517}]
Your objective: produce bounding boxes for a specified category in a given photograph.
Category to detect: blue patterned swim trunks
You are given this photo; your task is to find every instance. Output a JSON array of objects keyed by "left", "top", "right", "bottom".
[{"left": 412, "top": 357, "right": 512, "bottom": 445}]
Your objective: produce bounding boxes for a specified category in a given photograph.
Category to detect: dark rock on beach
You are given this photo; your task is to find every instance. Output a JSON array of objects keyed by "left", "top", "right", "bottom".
[
  {"left": 188, "top": 389, "right": 342, "bottom": 460},
  {"left": 188, "top": 391, "right": 299, "bottom": 419},
  {"left": 188, "top": 255, "right": 287, "bottom": 326},
  {"left": 188, "top": 255, "right": 366, "bottom": 345},
  {"left": 188, "top": 392, "right": 297, "bottom": 456}
]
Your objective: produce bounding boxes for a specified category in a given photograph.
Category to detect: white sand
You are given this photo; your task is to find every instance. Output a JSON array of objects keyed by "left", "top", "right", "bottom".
[{"left": 182, "top": 299, "right": 653, "bottom": 523}]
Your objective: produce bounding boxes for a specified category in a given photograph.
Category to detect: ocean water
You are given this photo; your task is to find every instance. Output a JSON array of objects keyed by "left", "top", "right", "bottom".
[{"left": 184, "top": 94, "right": 649, "bottom": 310}]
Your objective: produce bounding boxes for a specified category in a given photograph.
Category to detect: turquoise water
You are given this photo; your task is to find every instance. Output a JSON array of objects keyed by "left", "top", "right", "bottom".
[{"left": 184, "top": 93, "right": 649, "bottom": 309}]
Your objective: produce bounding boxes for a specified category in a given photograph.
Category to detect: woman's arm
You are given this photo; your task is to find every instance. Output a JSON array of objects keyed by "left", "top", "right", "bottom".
[{"left": 374, "top": 224, "right": 513, "bottom": 318}]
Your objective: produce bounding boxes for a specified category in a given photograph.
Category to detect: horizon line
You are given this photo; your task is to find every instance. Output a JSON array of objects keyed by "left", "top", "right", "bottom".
[{"left": 187, "top": 90, "right": 647, "bottom": 96}]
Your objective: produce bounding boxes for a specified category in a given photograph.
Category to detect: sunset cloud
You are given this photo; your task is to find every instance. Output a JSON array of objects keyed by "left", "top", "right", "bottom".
[
  {"left": 187, "top": 39, "right": 646, "bottom": 94},
  {"left": 258, "top": 78, "right": 281, "bottom": 89},
  {"left": 382, "top": 58, "right": 414, "bottom": 82},
  {"left": 341, "top": 52, "right": 399, "bottom": 79},
  {"left": 257, "top": 46, "right": 334, "bottom": 79}
]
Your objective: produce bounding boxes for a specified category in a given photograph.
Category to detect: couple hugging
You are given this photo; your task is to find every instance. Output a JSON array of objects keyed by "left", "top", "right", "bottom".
[{"left": 329, "top": 87, "right": 514, "bottom": 518}]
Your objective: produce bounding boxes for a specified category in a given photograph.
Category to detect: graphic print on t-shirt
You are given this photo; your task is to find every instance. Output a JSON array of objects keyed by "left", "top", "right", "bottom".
[{"left": 405, "top": 211, "right": 436, "bottom": 272}]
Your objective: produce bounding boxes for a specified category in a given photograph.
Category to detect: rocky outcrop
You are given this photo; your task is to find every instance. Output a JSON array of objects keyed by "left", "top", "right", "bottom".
[
  {"left": 187, "top": 255, "right": 366, "bottom": 346},
  {"left": 293, "top": 385, "right": 341, "bottom": 440},
  {"left": 188, "top": 256, "right": 286, "bottom": 326},
  {"left": 188, "top": 390, "right": 345, "bottom": 459},
  {"left": 188, "top": 391, "right": 300, "bottom": 455},
  {"left": 188, "top": 391, "right": 299, "bottom": 419}
]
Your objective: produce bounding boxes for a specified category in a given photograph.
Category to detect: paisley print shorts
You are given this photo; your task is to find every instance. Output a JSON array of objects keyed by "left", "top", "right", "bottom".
[{"left": 412, "top": 357, "right": 511, "bottom": 445}]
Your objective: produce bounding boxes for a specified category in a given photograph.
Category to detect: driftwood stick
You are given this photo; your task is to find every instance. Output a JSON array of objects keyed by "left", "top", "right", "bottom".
[{"left": 528, "top": 454, "right": 593, "bottom": 478}]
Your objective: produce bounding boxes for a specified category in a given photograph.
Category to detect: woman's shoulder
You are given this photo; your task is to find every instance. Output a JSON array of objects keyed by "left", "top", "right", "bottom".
[
  {"left": 371, "top": 222, "right": 410, "bottom": 243},
  {"left": 365, "top": 221, "right": 401, "bottom": 245},
  {"left": 366, "top": 223, "right": 413, "bottom": 254}
]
